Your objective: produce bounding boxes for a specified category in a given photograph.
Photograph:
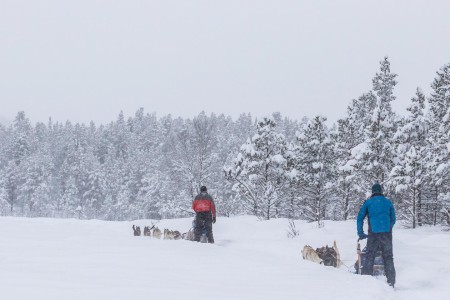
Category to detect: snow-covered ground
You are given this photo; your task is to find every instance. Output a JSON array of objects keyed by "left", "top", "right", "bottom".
[{"left": 0, "top": 216, "right": 449, "bottom": 300}]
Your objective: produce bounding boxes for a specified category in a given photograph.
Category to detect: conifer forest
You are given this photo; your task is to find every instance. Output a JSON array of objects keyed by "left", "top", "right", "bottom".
[{"left": 1, "top": 58, "right": 449, "bottom": 229}]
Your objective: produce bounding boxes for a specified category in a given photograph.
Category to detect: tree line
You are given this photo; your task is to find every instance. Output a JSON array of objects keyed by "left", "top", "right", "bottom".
[{"left": 1, "top": 57, "right": 449, "bottom": 228}]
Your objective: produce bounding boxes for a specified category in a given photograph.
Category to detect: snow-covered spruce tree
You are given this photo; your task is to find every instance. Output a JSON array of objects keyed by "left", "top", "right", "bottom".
[
  {"left": 331, "top": 93, "right": 376, "bottom": 220},
  {"left": 137, "top": 164, "right": 166, "bottom": 219},
  {"left": 10, "top": 112, "right": 32, "bottom": 167},
  {"left": 351, "top": 57, "right": 398, "bottom": 193},
  {"left": 425, "top": 63, "right": 450, "bottom": 225},
  {"left": 347, "top": 92, "right": 378, "bottom": 137},
  {"left": 0, "top": 125, "right": 7, "bottom": 215},
  {"left": 2, "top": 161, "right": 18, "bottom": 214},
  {"left": 59, "top": 124, "right": 97, "bottom": 219},
  {"left": 155, "top": 115, "right": 195, "bottom": 218},
  {"left": 126, "top": 154, "right": 151, "bottom": 219},
  {"left": 19, "top": 151, "right": 53, "bottom": 217},
  {"left": 45, "top": 120, "right": 71, "bottom": 217},
  {"left": 166, "top": 112, "right": 221, "bottom": 211},
  {"left": 283, "top": 141, "right": 301, "bottom": 219},
  {"left": 0, "top": 122, "right": 6, "bottom": 161},
  {"left": 441, "top": 193, "right": 450, "bottom": 226},
  {"left": 390, "top": 88, "right": 428, "bottom": 228},
  {"left": 214, "top": 113, "right": 254, "bottom": 217},
  {"left": 97, "top": 143, "right": 121, "bottom": 220},
  {"left": 113, "top": 111, "right": 131, "bottom": 160},
  {"left": 225, "top": 116, "right": 290, "bottom": 220},
  {"left": 60, "top": 177, "right": 79, "bottom": 218},
  {"left": 131, "top": 139, "right": 166, "bottom": 220},
  {"left": 292, "top": 116, "right": 335, "bottom": 225},
  {"left": 333, "top": 119, "right": 363, "bottom": 220},
  {"left": 6, "top": 112, "right": 33, "bottom": 214},
  {"left": 272, "top": 111, "right": 303, "bottom": 142},
  {"left": 0, "top": 178, "right": 8, "bottom": 215},
  {"left": 113, "top": 156, "right": 147, "bottom": 220},
  {"left": 83, "top": 158, "right": 105, "bottom": 219}
]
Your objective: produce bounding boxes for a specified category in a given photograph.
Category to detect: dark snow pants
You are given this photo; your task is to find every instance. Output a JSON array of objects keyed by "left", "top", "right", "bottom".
[
  {"left": 362, "top": 232, "right": 396, "bottom": 285},
  {"left": 194, "top": 212, "right": 214, "bottom": 243}
]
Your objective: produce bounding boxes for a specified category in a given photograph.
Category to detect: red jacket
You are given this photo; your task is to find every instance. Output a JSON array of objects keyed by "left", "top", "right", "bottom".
[{"left": 192, "top": 192, "right": 216, "bottom": 217}]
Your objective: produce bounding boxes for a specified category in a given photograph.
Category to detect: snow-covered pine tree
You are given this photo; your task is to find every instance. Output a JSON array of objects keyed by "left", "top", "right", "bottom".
[
  {"left": 333, "top": 118, "right": 363, "bottom": 220},
  {"left": 225, "top": 116, "right": 289, "bottom": 219},
  {"left": 137, "top": 166, "right": 164, "bottom": 219},
  {"left": 58, "top": 123, "right": 95, "bottom": 219},
  {"left": 3, "top": 161, "right": 18, "bottom": 214},
  {"left": 391, "top": 88, "right": 428, "bottom": 228},
  {"left": 10, "top": 112, "right": 32, "bottom": 167},
  {"left": 0, "top": 178, "right": 8, "bottom": 215},
  {"left": 19, "top": 151, "right": 53, "bottom": 217},
  {"left": 272, "top": 112, "right": 303, "bottom": 142},
  {"left": 219, "top": 113, "right": 255, "bottom": 217},
  {"left": 168, "top": 112, "right": 220, "bottom": 200},
  {"left": 4, "top": 112, "right": 33, "bottom": 214},
  {"left": 331, "top": 92, "right": 377, "bottom": 220},
  {"left": 60, "top": 176, "right": 79, "bottom": 218},
  {"left": 292, "top": 116, "right": 335, "bottom": 225},
  {"left": 213, "top": 114, "right": 248, "bottom": 217},
  {"left": 83, "top": 157, "right": 105, "bottom": 219},
  {"left": 346, "top": 92, "right": 377, "bottom": 140},
  {"left": 426, "top": 63, "right": 450, "bottom": 225},
  {"left": 351, "top": 57, "right": 398, "bottom": 193}
]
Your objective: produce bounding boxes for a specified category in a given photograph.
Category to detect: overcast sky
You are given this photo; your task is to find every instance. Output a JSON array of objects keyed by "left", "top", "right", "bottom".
[{"left": 1, "top": 0, "right": 449, "bottom": 125}]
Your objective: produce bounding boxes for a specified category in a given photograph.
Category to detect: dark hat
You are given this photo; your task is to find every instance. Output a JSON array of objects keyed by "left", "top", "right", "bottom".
[
  {"left": 372, "top": 183, "right": 383, "bottom": 194},
  {"left": 200, "top": 186, "right": 207, "bottom": 192}
]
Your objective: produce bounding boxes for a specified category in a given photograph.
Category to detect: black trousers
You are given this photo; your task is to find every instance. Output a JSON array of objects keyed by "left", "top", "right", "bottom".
[
  {"left": 194, "top": 212, "right": 214, "bottom": 243},
  {"left": 362, "top": 232, "right": 396, "bottom": 285}
]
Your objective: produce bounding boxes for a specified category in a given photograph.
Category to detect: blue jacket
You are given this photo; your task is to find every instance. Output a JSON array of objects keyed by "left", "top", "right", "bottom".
[{"left": 357, "top": 194, "right": 396, "bottom": 235}]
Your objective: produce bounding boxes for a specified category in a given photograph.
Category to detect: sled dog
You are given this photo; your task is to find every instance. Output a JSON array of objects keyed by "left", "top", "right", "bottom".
[
  {"left": 182, "top": 229, "right": 194, "bottom": 241},
  {"left": 316, "top": 244, "right": 339, "bottom": 267},
  {"left": 301, "top": 245, "right": 323, "bottom": 264},
  {"left": 152, "top": 227, "right": 162, "bottom": 239},
  {"left": 164, "top": 229, "right": 173, "bottom": 240},
  {"left": 132, "top": 225, "right": 141, "bottom": 236},
  {"left": 143, "top": 226, "right": 151, "bottom": 236},
  {"left": 173, "top": 230, "right": 181, "bottom": 240}
]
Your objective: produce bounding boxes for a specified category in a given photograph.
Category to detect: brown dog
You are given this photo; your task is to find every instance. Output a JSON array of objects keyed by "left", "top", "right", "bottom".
[{"left": 316, "top": 241, "right": 341, "bottom": 267}]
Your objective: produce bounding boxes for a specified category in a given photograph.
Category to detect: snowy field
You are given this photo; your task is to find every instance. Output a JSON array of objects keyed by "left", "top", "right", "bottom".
[{"left": 0, "top": 216, "right": 449, "bottom": 300}]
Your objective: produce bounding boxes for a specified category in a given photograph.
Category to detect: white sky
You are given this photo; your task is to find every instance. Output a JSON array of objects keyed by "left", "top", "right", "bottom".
[{"left": 1, "top": 0, "right": 449, "bottom": 125}]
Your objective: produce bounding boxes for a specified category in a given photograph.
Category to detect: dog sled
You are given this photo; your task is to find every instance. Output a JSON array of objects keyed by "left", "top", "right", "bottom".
[
  {"left": 181, "top": 219, "right": 207, "bottom": 242},
  {"left": 355, "top": 239, "right": 385, "bottom": 276}
]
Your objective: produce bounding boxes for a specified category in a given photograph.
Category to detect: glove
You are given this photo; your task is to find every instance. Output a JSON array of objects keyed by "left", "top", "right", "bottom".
[
  {"left": 358, "top": 233, "right": 368, "bottom": 240},
  {"left": 213, "top": 216, "right": 216, "bottom": 224}
]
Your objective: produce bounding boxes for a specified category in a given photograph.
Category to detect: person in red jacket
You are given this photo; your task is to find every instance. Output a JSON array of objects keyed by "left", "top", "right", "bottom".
[{"left": 192, "top": 186, "right": 216, "bottom": 243}]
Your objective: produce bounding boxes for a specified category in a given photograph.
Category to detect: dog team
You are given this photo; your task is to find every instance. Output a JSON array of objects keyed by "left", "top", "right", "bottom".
[
  {"left": 132, "top": 224, "right": 190, "bottom": 240},
  {"left": 301, "top": 241, "right": 342, "bottom": 268}
]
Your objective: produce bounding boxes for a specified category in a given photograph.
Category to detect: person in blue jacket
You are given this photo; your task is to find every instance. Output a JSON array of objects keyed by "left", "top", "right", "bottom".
[{"left": 357, "top": 183, "right": 396, "bottom": 287}]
